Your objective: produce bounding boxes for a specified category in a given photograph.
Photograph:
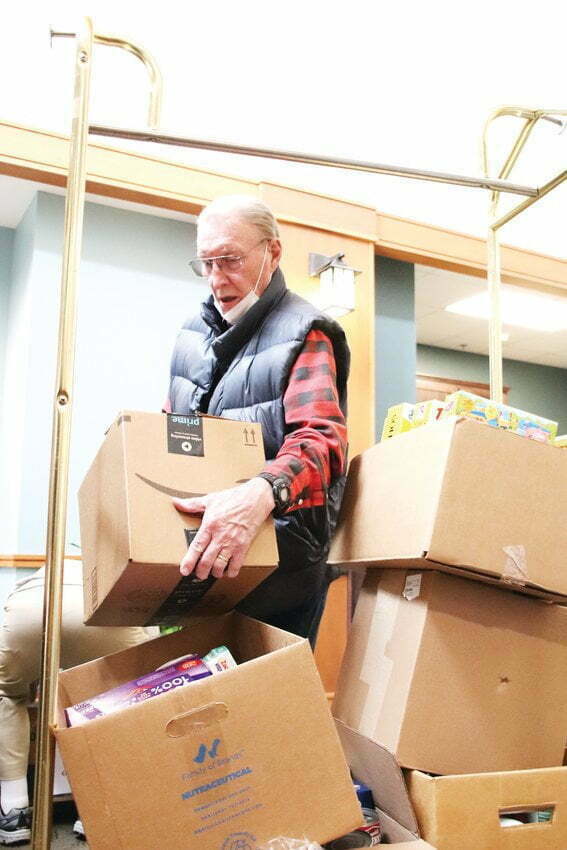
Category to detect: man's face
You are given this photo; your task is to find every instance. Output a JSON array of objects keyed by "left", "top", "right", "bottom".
[{"left": 197, "top": 214, "right": 281, "bottom": 314}]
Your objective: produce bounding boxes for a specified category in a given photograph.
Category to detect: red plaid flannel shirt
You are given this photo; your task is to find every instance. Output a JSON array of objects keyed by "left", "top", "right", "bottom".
[{"left": 260, "top": 328, "right": 347, "bottom": 512}]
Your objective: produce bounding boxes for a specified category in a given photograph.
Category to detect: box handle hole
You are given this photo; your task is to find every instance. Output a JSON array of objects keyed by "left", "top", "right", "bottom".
[
  {"left": 499, "top": 805, "right": 555, "bottom": 826},
  {"left": 166, "top": 701, "right": 228, "bottom": 738}
]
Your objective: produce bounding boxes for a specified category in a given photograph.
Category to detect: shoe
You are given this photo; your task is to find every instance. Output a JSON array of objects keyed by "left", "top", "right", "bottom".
[
  {"left": 0, "top": 806, "right": 31, "bottom": 845},
  {"left": 73, "top": 818, "right": 86, "bottom": 841}
]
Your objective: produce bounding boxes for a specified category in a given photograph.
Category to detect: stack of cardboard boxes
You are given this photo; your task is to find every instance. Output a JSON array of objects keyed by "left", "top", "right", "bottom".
[
  {"left": 61, "top": 405, "right": 567, "bottom": 848},
  {"left": 329, "top": 415, "right": 567, "bottom": 849},
  {"left": 55, "top": 412, "right": 368, "bottom": 850}
]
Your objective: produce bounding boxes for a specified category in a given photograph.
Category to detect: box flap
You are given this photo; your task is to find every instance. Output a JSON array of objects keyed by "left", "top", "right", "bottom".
[
  {"left": 335, "top": 719, "right": 419, "bottom": 836},
  {"left": 333, "top": 571, "right": 428, "bottom": 754},
  {"left": 329, "top": 420, "right": 456, "bottom": 565},
  {"left": 429, "top": 418, "right": 567, "bottom": 596},
  {"left": 58, "top": 613, "right": 302, "bottom": 710}
]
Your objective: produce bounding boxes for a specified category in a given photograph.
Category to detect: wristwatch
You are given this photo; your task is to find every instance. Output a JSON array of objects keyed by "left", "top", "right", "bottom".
[{"left": 257, "top": 473, "right": 292, "bottom": 516}]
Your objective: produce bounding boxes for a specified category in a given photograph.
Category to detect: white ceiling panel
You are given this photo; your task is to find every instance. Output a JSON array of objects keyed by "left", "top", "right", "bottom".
[
  {"left": 415, "top": 263, "right": 567, "bottom": 370},
  {"left": 414, "top": 265, "right": 485, "bottom": 310}
]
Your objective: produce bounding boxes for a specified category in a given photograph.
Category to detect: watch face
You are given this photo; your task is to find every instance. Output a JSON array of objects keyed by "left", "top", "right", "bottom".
[{"left": 273, "top": 478, "right": 290, "bottom": 509}]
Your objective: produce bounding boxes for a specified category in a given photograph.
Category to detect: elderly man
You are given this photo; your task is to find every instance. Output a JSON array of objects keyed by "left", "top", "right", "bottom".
[{"left": 168, "top": 195, "right": 350, "bottom": 644}]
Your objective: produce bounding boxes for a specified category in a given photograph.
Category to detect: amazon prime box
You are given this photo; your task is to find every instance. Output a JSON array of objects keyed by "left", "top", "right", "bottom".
[{"left": 78, "top": 411, "right": 278, "bottom": 626}]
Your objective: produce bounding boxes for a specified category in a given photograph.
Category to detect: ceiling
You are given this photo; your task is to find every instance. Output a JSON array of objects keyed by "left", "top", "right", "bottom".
[
  {"left": 1, "top": 175, "right": 566, "bottom": 369},
  {"left": 415, "top": 265, "right": 567, "bottom": 369}
]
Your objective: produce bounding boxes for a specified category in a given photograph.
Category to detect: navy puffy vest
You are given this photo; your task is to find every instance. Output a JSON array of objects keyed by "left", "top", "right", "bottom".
[{"left": 169, "top": 267, "right": 350, "bottom": 591}]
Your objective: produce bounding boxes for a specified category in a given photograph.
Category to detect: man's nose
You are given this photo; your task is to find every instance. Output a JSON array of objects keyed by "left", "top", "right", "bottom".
[{"left": 208, "top": 261, "right": 229, "bottom": 283}]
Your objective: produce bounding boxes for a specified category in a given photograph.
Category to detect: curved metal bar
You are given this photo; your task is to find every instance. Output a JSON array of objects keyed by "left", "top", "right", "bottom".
[
  {"left": 482, "top": 106, "right": 567, "bottom": 184},
  {"left": 482, "top": 106, "right": 567, "bottom": 402},
  {"left": 51, "top": 29, "right": 162, "bottom": 128},
  {"left": 493, "top": 170, "right": 567, "bottom": 230},
  {"left": 32, "top": 19, "right": 95, "bottom": 850}
]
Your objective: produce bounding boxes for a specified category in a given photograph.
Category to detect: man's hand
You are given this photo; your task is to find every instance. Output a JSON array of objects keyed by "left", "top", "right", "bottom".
[{"left": 172, "top": 477, "right": 275, "bottom": 580}]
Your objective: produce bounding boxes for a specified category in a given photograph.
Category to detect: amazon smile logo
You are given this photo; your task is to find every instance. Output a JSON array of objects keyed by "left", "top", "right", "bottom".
[{"left": 135, "top": 473, "right": 250, "bottom": 499}]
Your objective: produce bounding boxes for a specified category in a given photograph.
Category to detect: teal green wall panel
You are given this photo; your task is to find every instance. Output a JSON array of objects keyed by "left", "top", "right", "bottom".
[
  {"left": 0, "top": 225, "right": 15, "bottom": 401},
  {"left": 1, "top": 191, "right": 204, "bottom": 555},
  {"left": 417, "top": 344, "right": 567, "bottom": 434},
  {"left": 375, "top": 256, "right": 416, "bottom": 440}
]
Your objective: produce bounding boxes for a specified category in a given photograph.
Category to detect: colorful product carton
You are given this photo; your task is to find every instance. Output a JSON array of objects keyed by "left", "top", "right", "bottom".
[
  {"left": 382, "top": 400, "right": 444, "bottom": 441},
  {"left": 554, "top": 434, "right": 567, "bottom": 447},
  {"left": 202, "top": 645, "right": 237, "bottom": 674},
  {"left": 410, "top": 399, "right": 444, "bottom": 429},
  {"left": 65, "top": 654, "right": 211, "bottom": 726},
  {"left": 440, "top": 390, "right": 557, "bottom": 443},
  {"left": 381, "top": 403, "right": 415, "bottom": 440}
]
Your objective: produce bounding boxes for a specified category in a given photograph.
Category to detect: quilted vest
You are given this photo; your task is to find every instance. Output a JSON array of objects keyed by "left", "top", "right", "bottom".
[{"left": 168, "top": 267, "right": 350, "bottom": 568}]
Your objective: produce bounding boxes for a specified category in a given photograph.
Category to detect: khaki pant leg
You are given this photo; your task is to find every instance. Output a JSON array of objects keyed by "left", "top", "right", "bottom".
[
  {"left": 0, "top": 567, "right": 155, "bottom": 780},
  {"left": 0, "top": 575, "right": 44, "bottom": 780}
]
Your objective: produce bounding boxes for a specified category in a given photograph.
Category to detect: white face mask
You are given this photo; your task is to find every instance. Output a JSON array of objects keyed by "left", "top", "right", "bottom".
[{"left": 215, "top": 243, "right": 269, "bottom": 325}]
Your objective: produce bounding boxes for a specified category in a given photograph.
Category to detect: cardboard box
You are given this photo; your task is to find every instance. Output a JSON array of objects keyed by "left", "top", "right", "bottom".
[
  {"left": 28, "top": 704, "right": 71, "bottom": 796},
  {"left": 406, "top": 766, "right": 567, "bottom": 849},
  {"left": 337, "top": 720, "right": 436, "bottom": 848},
  {"left": 329, "top": 417, "right": 567, "bottom": 602},
  {"left": 79, "top": 411, "right": 279, "bottom": 626},
  {"left": 332, "top": 570, "right": 567, "bottom": 775},
  {"left": 55, "top": 612, "right": 362, "bottom": 850}
]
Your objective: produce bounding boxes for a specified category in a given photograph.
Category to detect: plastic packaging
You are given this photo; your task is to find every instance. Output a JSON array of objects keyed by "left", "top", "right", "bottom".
[
  {"left": 323, "top": 809, "right": 382, "bottom": 848},
  {"left": 202, "top": 645, "right": 238, "bottom": 674}
]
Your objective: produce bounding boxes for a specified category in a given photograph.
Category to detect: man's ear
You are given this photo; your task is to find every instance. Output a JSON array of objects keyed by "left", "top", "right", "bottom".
[{"left": 269, "top": 239, "right": 282, "bottom": 270}]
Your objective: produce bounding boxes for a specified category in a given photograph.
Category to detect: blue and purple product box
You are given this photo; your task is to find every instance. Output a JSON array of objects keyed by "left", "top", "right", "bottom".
[{"left": 65, "top": 654, "right": 211, "bottom": 727}]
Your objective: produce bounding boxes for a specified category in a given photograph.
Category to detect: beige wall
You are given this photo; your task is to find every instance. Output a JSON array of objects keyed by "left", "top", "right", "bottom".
[
  {"left": 276, "top": 220, "right": 375, "bottom": 457},
  {"left": 2, "top": 120, "right": 566, "bottom": 461}
]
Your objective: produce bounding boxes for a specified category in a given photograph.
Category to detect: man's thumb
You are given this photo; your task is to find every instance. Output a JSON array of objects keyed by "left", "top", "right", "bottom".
[{"left": 172, "top": 496, "right": 206, "bottom": 514}]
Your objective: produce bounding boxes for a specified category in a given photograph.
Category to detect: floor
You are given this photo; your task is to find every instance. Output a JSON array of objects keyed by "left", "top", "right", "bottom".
[{"left": 23, "top": 802, "right": 88, "bottom": 849}]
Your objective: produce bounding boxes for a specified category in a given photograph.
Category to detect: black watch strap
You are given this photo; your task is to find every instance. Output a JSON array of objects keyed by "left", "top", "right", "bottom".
[{"left": 257, "top": 473, "right": 292, "bottom": 516}]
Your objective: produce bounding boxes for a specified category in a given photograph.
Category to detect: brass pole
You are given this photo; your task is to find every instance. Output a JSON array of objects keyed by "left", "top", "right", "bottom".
[
  {"left": 87, "top": 124, "right": 539, "bottom": 197},
  {"left": 31, "top": 17, "right": 94, "bottom": 850},
  {"left": 482, "top": 107, "right": 567, "bottom": 402},
  {"left": 32, "top": 21, "right": 163, "bottom": 850}
]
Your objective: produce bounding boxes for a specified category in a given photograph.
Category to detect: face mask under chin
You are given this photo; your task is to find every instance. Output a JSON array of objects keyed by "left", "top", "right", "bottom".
[
  {"left": 214, "top": 243, "right": 269, "bottom": 326},
  {"left": 217, "top": 289, "right": 260, "bottom": 325}
]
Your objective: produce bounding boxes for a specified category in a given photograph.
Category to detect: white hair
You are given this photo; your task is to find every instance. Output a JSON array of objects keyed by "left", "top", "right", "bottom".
[{"left": 197, "top": 195, "right": 280, "bottom": 241}]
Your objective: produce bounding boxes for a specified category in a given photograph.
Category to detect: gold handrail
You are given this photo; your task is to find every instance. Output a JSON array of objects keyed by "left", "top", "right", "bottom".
[{"left": 32, "top": 20, "right": 161, "bottom": 850}]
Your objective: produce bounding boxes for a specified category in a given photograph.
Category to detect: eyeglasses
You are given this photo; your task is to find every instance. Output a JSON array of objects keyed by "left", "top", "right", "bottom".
[{"left": 189, "top": 238, "right": 269, "bottom": 278}]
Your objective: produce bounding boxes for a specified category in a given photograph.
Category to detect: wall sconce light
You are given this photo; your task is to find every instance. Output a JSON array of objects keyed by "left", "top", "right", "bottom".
[{"left": 309, "top": 252, "right": 361, "bottom": 319}]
